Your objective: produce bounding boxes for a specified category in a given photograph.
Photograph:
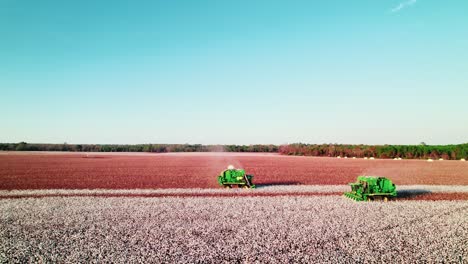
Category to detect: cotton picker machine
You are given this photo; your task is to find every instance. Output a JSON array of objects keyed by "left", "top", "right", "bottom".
[
  {"left": 344, "top": 176, "right": 397, "bottom": 201},
  {"left": 217, "top": 165, "right": 255, "bottom": 189}
]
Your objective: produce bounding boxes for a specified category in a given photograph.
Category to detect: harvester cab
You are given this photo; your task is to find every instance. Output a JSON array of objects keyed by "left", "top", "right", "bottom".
[
  {"left": 217, "top": 165, "right": 255, "bottom": 189},
  {"left": 344, "top": 176, "right": 396, "bottom": 201}
]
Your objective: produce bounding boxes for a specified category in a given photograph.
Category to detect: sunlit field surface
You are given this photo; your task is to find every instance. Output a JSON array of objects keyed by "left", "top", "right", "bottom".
[
  {"left": 1, "top": 196, "right": 467, "bottom": 263},
  {"left": 1, "top": 152, "right": 467, "bottom": 189},
  {"left": 1, "top": 152, "right": 467, "bottom": 262}
]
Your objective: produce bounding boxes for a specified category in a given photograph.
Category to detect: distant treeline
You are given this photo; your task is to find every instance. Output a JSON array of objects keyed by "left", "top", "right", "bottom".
[
  {"left": 0, "top": 142, "right": 466, "bottom": 160},
  {"left": 279, "top": 143, "right": 468, "bottom": 160},
  {"left": 0, "top": 142, "right": 278, "bottom": 153}
]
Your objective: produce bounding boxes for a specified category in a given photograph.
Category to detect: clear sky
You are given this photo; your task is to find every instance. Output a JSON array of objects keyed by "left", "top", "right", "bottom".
[{"left": 1, "top": 0, "right": 467, "bottom": 145}]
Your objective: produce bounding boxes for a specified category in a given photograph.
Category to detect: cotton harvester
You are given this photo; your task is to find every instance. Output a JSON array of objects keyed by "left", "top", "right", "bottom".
[
  {"left": 217, "top": 165, "right": 255, "bottom": 189},
  {"left": 344, "top": 176, "right": 396, "bottom": 201}
]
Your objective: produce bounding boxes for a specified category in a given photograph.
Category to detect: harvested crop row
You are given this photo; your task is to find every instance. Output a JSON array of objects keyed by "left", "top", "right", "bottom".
[
  {"left": 1, "top": 196, "right": 466, "bottom": 262},
  {"left": 1, "top": 185, "right": 468, "bottom": 200},
  {"left": 0, "top": 192, "right": 467, "bottom": 201},
  {"left": 1, "top": 153, "right": 467, "bottom": 190}
]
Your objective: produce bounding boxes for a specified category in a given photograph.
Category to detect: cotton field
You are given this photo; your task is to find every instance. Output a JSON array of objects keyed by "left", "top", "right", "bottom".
[
  {"left": 2, "top": 152, "right": 468, "bottom": 189},
  {"left": 1, "top": 152, "right": 467, "bottom": 263},
  {"left": 1, "top": 196, "right": 467, "bottom": 263},
  {"left": 1, "top": 185, "right": 467, "bottom": 199}
]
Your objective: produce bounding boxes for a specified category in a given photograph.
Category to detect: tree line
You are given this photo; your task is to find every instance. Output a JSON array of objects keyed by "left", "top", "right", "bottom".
[
  {"left": 278, "top": 143, "right": 468, "bottom": 160},
  {"left": 0, "top": 142, "right": 466, "bottom": 160},
  {"left": 0, "top": 142, "right": 278, "bottom": 153}
]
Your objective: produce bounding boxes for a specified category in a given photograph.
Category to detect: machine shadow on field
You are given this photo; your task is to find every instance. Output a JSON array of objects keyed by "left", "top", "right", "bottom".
[
  {"left": 255, "top": 181, "right": 302, "bottom": 188},
  {"left": 397, "top": 189, "right": 432, "bottom": 199}
]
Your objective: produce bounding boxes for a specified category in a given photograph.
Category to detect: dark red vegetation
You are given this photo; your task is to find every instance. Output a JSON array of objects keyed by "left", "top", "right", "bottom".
[
  {"left": 399, "top": 192, "right": 468, "bottom": 201},
  {"left": 0, "top": 152, "right": 467, "bottom": 190}
]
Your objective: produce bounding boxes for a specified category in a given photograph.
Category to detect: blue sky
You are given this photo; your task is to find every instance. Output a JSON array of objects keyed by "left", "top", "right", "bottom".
[{"left": 1, "top": 0, "right": 467, "bottom": 145}]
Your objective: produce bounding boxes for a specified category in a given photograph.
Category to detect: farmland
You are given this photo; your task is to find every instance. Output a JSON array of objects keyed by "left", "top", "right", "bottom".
[
  {"left": 1, "top": 196, "right": 467, "bottom": 262},
  {"left": 1, "top": 152, "right": 467, "bottom": 262},
  {"left": 1, "top": 152, "right": 468, "bottom": 190}
]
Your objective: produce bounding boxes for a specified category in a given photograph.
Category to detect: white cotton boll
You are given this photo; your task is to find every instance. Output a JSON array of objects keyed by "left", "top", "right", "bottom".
[
  {"left": 427, "top": 159, "right": 433, "bottom": 162},
  {"left": 227, "top": 165, "right": 234, "bottom": 170}
]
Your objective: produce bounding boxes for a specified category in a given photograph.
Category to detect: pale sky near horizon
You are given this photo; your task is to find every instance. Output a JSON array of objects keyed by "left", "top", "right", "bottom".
[{"left": 1, "top": 0, "right": 467, "bottom": 145}]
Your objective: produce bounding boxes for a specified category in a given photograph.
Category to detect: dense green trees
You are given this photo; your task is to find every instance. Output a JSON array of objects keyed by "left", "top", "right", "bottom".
[
  {"left": 0, "top": 143, "right": 277, "bottom": 153},
  {"left": 278, "top": 143, "right": 468, "bottom": 160},
  {"left": 0, "top": 142, "right": 466, "bottom": 160}
]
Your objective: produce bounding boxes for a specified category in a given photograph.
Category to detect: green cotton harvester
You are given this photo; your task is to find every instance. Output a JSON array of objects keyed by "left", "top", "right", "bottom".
[
  {"left": 344, "top": 176, "right": 397, "bottom": 201},
  {"left": 217, "top": 165, "right": 255, "bottom": 189}
]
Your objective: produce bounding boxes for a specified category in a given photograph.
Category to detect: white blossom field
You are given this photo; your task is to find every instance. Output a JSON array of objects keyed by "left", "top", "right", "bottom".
[
  {"left": 1, "top": 185, "right": 467, "bottom": 196},
  {"left": 1, "top": 196, "right": 467, "bottom": 263}
]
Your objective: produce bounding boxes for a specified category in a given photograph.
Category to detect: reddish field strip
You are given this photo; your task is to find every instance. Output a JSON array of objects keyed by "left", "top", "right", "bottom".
[
  {"left": 0, "top": 192, "right": 466, "bottom": 201},
  {"left": 0, "top": 152, "right": 467, "bottom": 190},
  {"left": 0, "top": 192, "right": 341, "bottom": 199},
  {"left": 398, "top": 192, "right": 468, "bottom": 201}
]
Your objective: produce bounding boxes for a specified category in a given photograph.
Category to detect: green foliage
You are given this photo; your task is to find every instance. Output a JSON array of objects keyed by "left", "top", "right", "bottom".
[
  {"left": 0, "top": 142, "right": 276, "bottom": 154},
  {"left": 15, "top": 142, "right": 28, "bottom": 151},
  {"left": 278, "top": 143, "right": 468, "bottom": 160},
  {"left": 1, "top": 142, "right": 466, "bottom": 160}
]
